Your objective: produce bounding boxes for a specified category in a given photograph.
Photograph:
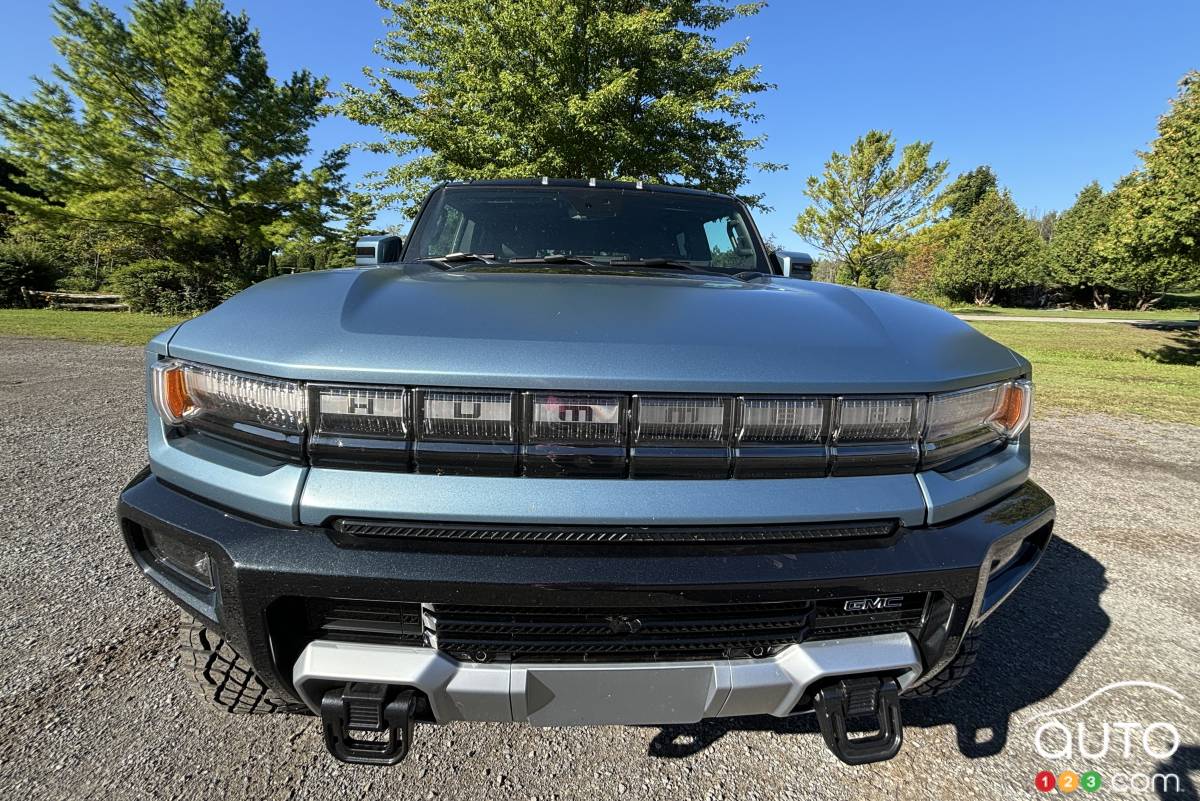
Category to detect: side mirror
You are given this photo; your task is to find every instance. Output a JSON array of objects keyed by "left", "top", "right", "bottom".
[
  {"left": 776, "top": 250, "right": 814, "bottom": 280},
  {"left": 355, "top": 235, "right": 403, "bottom": 266}
]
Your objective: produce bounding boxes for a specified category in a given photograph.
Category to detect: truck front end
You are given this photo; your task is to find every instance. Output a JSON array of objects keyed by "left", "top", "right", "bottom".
[{"left": 118, "top": 180, "right": 1054, "bottom": 766}]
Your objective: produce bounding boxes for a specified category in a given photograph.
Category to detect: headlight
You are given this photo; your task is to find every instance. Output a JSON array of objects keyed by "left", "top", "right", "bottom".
[
  {"left": 151, "top": 359, "right": 306, "bottom": 458},
  {"left": 923, "top": 379, "right": 1032, "bottom": 467}
]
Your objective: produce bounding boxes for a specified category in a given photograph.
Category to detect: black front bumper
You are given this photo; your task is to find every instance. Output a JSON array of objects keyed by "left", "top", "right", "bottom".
[{"left": 117, "top": 468, "right": 1055, "bottom": 705}]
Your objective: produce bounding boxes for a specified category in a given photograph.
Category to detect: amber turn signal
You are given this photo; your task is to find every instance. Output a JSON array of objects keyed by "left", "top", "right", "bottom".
[
  {"left": 993, "top": 379, "right": 1033, "bottom": 437},
  {"left": 152, "top": 362, "right": 194, "bottom": 424}
]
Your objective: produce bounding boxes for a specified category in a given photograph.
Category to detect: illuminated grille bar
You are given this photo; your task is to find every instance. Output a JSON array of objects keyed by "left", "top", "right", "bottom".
[
  {"left": 831, "top": 397, "right": 926, "bottom": 475},
  {"left": 524, "top": 393, "right": 627, "bottom": 477},
  {"left": 527, "top": 393, "right": 624, "bottom": 444},
  {"left": 734, "top": 396, "right": 831, "bottom": 478},
  {"left": 162, "top": 361, "right": 1023, "bottom": 478},
  {"left": 634, "top": 396, "right": 729, "bottom": 443},
  {"left": 308, "top": 385, "right": 411, "bottom": 469},
  {"left": 303, "top": 388, "right": 977, "bottom": 477},
  {"left": 415, "top": 389, "right": 517, "bottom": 475},
  {"left": 421, "top": 390, "right": 513, "bottom": 441}
]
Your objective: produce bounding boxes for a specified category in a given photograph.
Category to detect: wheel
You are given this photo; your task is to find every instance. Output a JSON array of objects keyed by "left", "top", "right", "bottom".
[
  {"left": 906, "top": 629, "right": 981, "bottom": 698},
  {"left": 178, "top": 611, "right": 304, "bottom": 714}
]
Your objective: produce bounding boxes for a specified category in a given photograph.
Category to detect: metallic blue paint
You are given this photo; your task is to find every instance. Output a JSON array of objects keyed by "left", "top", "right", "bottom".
[
  {"left": 297, "top": 468, "right": 928, "bottom": 527},
  {"left": 164, "top": 265, "right": 1024, "bottom": 394},
  {"left": 145, "top": 259, "right": 1035, "bottom": 526}
]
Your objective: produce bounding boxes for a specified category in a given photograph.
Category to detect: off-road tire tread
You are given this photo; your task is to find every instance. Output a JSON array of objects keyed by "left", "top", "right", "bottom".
[
  {"left": 179, "top": 612, "right": 302, "bottom": 714},
  {"left": 907, "top": 630, "right": 981, "bottom": 698}
]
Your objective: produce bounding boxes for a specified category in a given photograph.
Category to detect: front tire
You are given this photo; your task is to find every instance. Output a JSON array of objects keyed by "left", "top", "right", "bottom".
[
  {"left": 178, "top": 612, "right": 303, "bottom": 714},
  {"left": 906, "top": 629, "right": 981, "bottom": 698}
]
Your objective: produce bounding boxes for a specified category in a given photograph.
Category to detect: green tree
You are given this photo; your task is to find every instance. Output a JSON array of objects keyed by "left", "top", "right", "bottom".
[
  {"left": 940, "top": 166, "right": 997, "bottom": 218},
  {"left": 936, "top": 189, "right": 1045, "bottom": 305},
  {"left": 0, "top": 0, "right": 347, "bottom": 277},
  {"left": 1048, "top": 181, "right": 1117, "bottom": 308},
  {"left": 794, "top": 130, "right": 947, "bottom": 287},
  {"left": 1105, "top": 71, "right": 1200, "bottom": 307},
  {"left": 891, "top": 218, "right": 962, "bottom": 303},
  {"left": 339, "top": 0, "right": 781, "bottom": 213}
]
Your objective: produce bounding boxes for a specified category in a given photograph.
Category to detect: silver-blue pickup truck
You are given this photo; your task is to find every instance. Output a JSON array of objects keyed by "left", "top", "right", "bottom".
[{"left": 117, "top": 178, "right": 1055, "bottom": 766}]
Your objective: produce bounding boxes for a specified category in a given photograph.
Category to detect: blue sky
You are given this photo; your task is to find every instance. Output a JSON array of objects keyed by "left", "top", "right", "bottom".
[{"left": 2, "top": 1, "right": 1198, "bottom": 250}]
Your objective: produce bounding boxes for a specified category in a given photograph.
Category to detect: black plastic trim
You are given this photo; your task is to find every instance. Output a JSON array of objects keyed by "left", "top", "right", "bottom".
[
  {"left": 830, "top": 442, "right": 921, "bottom": 476},
  {"left": 117, "top": 470, "right": 1054, "bottom": 706},
  {"left": 181, "top": 417, "right": 304, "bottom": 463},
  {"left": 733, "top": 445, "right": 828, "bottom": 478},
  {"left": 414, "top": 441, "right": 518, "bottom": 476},
  {"left": 309, "top": 434, "right": 412, "bottom": 470},
  {"left": 629, "top": 446, "right": 731, "bottom": 479},
  {"left": 521, "top": 444, "right": 626, "bottom": 477}
]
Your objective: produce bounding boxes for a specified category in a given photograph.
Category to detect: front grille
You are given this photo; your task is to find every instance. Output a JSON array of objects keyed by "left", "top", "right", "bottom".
[
  {"left": 299, "top": 594, "right": 931, "bottom": 661},
  {"left": 426, "top": 602, "right": 817, "bottom": 662},
  {"left": 333, "top": 518, "right": 897, "bottom": 544},
  {"left": 810, "top": 593, "right": 928, "bottom": 640}
]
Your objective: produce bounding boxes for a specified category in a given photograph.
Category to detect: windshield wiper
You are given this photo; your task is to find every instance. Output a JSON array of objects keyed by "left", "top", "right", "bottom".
[
  {"left": 418, "top": 252, "right": 498, "bottom": 268},
  {"left": 508, "top": 254, "right": 601, "bottom": 267},
  {"left": 606, "top": 258, "right": 755, "bottom": 280}
]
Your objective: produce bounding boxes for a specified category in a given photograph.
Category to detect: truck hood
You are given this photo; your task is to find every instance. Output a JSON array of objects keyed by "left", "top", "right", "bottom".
[{"left": 166, "top": 265, "right": 1024, "bottom": 394}]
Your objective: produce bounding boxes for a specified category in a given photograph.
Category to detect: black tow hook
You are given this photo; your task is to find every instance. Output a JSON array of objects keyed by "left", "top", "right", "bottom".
[
  {"left": 811, "top": 676, "right": 904, "bottom": 765},
  {"left": 320, "top": 683, "right": 417, "bottom": 765}
]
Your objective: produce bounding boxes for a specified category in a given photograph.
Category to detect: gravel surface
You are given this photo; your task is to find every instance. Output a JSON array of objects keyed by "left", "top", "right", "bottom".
[{"left": 0, "top": 335, "right": 1197, "bottom": 801}]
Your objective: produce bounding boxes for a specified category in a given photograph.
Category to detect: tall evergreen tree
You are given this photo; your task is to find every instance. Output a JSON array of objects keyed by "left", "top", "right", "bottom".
[
  {"left": 940, "top": 166, "right": 997, "bottom": 218},
  {"left": 1105, "top": 71, "right": 1200, "bottom": 307},
  {"left": 338, "top": 0, "right": 780, "bottom": 212},
  {"left": 0, "top": 0, "right": 347, "bottom": 274},
  {"left": 1048, "top": 181, "right": 1116, "bottom": 307},
  {"left": 793, "top": 130, "right": 947, "bottom": 287},
  {"left": 936, "top": 189, "right": 1045, "bottom": 305}
]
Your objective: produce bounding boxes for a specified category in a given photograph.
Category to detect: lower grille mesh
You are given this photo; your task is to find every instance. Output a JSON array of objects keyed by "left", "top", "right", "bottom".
[
  {"left": 299, "top": 594, "right": 930, "bottom": 661},
  {"left": 426, "top": 602, "right": 817, "bottom": 662},
  {"left": 305, "top": 598, "right": 423, "bottom": 645}
]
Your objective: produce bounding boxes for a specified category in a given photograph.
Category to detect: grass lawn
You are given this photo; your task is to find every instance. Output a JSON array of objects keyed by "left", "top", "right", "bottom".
[
  {"left": 0, "top": 309, "right": 190, "bottom": 347},
  {"left": 972, "top": 321, "right": 1199, "bottom": 424},
  {"left": 950, "top": 304, "right": 1198, "bottom": 321}
]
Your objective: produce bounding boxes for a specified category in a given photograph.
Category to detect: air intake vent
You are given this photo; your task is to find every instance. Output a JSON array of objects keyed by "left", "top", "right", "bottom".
[
  {"left": 306, "top": 599, "right": 424, "bottom": 646},
  {"left": 333, "top": 519, "right": 896, "bottom": 545}
]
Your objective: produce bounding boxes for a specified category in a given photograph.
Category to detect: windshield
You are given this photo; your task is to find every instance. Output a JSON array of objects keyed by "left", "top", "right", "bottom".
[{"left": 405, "top": 186, "right": 768, "bottom": 274}]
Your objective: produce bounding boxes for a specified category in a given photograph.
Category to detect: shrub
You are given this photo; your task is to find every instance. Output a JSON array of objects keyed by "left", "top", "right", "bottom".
[
  {"left": 106, "top": 259, "right": 226, "bottom": 314},
  {"left": 0, "top": 236, "right": 62, "bottom": 307}
]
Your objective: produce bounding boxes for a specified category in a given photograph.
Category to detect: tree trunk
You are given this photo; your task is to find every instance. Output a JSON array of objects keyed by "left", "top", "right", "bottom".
[
  {"left": 222, "top": 237, "right": 243, "bottom": 276},
  {"left": 1135, "top": 293, "right": 1163, "bottom": 312}
]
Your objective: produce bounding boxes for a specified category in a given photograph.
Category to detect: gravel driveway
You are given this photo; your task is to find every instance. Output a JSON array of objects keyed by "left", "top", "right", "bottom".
[{"left": 1, "top": 336, "right": 1197, "bottom": 801}]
